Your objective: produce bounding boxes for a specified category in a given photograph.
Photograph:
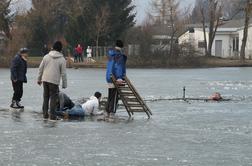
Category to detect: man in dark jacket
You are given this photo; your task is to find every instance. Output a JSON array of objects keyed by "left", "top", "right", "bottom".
[
  {"left": 105, "top": 40, "right": 127, "bottom": 117},
  {"left": 10, "top": 48, "right": 29, "bottom": 109}
]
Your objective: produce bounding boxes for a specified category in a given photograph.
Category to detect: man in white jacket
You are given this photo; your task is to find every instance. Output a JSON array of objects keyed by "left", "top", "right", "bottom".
[
  {"left": 82, "top": 92, "right": 103, "bottom": 116},
  {"left": 37, "top": 41, "right": 67, "bottom": 120}
]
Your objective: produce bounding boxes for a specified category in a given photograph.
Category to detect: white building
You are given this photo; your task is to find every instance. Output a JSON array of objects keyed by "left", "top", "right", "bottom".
[{"left": 178, "top": 19, "right": 252, "bottom": 59}]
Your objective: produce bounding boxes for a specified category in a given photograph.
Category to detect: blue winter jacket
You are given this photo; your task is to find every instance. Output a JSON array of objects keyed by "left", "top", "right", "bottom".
[
  {"left": 106, "top": 48, "right": 127, "bottom": 83},
  {"left": 10, "top": 54, "right": 27, "bottom": 83}
]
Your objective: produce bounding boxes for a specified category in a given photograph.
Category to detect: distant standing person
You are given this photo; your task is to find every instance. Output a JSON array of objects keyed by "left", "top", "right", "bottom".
[
  {"left": 37, "top": 41, "right": 67, "bottom": 120},
  {"left": 86, "top": 46, "right": 92, "bottom": 62},
  {"left": 42, "top": 44, "right": 49, "bottom": 56},
  {"left": 73, "top": 48, "right": 78, "bottom": 63},
  {"left": 10, "top": 48, "right": 29, "bottom": 109},
  {"left": 106, "top": 40, "right": 127, "bottom": 117},
  {"left": 75, "top": 44, "right": 83, "bottom": 62}
]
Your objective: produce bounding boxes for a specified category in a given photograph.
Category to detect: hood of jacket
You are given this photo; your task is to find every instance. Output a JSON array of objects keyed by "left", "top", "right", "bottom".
[{"left": 49, "top": 50, "right": 64, "bottom": 59}]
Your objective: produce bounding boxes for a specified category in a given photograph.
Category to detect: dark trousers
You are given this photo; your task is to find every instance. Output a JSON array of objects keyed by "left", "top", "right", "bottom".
[
  {"left": 74, "top": 54, "right": 78, "bottom": 63},
  {"left": 78, "top": 54, "right": 83, "bottom": 62},
  {"left": 106, "top": 88, "right": 119, "bottom": 114},
  {"left": 42, "top": 82, "right": 59, "bottom": 119},
  {"left": 12, "top": 81, "right": 23, "bottom": 102}
]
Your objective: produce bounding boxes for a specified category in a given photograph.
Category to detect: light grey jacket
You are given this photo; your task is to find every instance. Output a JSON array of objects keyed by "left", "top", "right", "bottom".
[{"left": 38, "top": 50, "right": 67, "bottom": 88}]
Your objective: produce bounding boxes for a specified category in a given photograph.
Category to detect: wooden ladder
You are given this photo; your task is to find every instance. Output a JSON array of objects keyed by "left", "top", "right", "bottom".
[{"left": 111, "top": 75, "right": 152, "bottom": 119}]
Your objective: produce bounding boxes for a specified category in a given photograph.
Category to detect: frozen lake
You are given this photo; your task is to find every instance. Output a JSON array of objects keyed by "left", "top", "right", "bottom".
[{"left": 0, "top": 68, "right": 252, "bottom": 166}]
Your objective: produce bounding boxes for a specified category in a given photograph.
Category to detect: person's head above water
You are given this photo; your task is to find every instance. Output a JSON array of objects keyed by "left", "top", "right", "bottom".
[
  {"left": 210, "top": 92, "right": 222, "bottom": 101},
  {"left": 94, "top": 92, "right": 102, "bottom": 100}
]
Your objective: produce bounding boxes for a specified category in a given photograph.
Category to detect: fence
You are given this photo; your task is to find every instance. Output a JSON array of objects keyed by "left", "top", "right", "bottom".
[
  {"left": 90, "top": 46, "right": 135, "bottom": 57},
  {"left": 91, "top": 46, "right": 111, "bottom": 57}
]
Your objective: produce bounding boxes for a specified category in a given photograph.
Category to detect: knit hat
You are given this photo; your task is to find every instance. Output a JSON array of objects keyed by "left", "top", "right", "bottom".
[
  {"left": 19, "top": 48, "right": 29, "bottom": 54},
  {"left": 116, "top": 40, "right": 124, "bottom": 48},
  {"left": 53, "top": 41, "right": 63, "bottom": 52}
]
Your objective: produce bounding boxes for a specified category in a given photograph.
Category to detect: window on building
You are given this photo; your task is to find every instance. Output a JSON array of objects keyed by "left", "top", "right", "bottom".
[{"left": 233, "top": 37, "right": 239, "bottom": 52}]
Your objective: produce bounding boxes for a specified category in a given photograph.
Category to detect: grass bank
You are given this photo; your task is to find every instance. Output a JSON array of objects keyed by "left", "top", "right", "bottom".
[{"left": 2, "top": 56, "right": 252, "bottom": 68}]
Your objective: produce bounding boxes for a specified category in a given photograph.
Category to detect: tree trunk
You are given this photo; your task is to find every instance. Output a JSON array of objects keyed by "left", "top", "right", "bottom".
[
  {"left": 207, "top": 0, "right": 216, "bottom": 57},
  {"left": 240, "top": 0, "right": 251, "bottom": 63},
  {"left": 201, "top": 7, "right": 208, "bottom": 56},
  {"left": 169, "top": 6, "right": 174, "bottom": 57},
  {"left": 96, "top": 35, "right": 99, "bottom": 57}
]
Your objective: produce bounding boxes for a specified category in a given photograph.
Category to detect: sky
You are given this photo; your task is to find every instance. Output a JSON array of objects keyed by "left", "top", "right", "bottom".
[{"left": 133, "top": 0, "right": 196, "bottom": 24}]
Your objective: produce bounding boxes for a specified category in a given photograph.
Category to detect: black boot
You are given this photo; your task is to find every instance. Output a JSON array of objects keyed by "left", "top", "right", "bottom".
[
  {"left": 10, "top": 100, "right": 17, "bottom": 108},
  {"left": 16, "top": 101, "right": 24, "bottom": 109}
]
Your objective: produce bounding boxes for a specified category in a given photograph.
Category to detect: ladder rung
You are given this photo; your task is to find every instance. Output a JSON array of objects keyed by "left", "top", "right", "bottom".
[
  {"left": 119, "top": 90, "right": 132, "bottom": 93},
  {"left": 118, "top": 87, "right": 130, "bottom": 89},
  {"left": 118, "top": 84, "right": 127, "bottom": 87},
  {"left": 120, "top": 93, "right": 135, "bottom": 96},
  {"left": 119, "top": 90, "right": 133, "bottom": 93},
  {"left": 124, "top": 98, "right": 138, "bottom": 102},
  {"left": 126, "top": 101, "right": 141, "bottom": 105},
  {"left": 129, "top": 109, "right": 146, "bottom": 112},
  {"left": 127, "top": 105, "right": 143, "bottom": 108}
]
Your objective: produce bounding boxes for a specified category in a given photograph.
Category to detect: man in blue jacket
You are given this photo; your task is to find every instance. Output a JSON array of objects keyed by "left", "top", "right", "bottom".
[
  {"left": 106, "top": 40, "right": 127, "bottom": 117},
  {"left": 10, "top": 48, "right": 29, "bottom": 109}
]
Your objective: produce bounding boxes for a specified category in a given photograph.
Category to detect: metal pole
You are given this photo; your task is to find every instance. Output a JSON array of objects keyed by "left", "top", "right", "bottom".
[{"left": 183, "top": 86, "right": 186, "bottom": 100}]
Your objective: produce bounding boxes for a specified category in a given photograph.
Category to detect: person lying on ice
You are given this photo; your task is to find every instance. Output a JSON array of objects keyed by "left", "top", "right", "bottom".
[
  {"left": 56, "top": 92, "right": 103, "bottom": 118},
  {"left": 58, "top": 91, "right": 75, "bottom": 112}
]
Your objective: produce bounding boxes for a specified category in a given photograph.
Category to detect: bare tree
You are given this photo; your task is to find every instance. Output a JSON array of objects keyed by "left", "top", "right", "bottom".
[
  {"left": 150, "top": 0, "right": 181, "bottom": 56},
  {"left": 240, "top": 0, "right": 252, "bottom": 63},
  {"left": 200, "top": 0, "right": 222, "bottom": 56},
  {"left": 200, "top": 5, "right": 208, "bottom": 56},
  {"left": 94, "top": 5, "right": 110, "bottom": 56}
]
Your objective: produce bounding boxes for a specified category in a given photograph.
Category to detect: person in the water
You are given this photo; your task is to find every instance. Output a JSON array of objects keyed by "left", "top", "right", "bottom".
[
  {"left": 209, "top": 92, "right": 223, "bottom": 101},
  {"left": 56, "top": 92, "right": 103, "bottom": 118}
]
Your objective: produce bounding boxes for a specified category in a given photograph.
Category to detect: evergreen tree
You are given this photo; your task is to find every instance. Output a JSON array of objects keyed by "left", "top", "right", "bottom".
[
  {"left": 23, "top": 0, "right": 136, "bottom": 51},
  {"left": 65, "top": 0, "right": 136, "bottom": 46},
  {"left": 105, "top": 0, "right": 136, "bottom": 44}
]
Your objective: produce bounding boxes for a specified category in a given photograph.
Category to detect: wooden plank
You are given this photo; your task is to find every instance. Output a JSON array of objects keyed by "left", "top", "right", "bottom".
[
  {"left": 118, "top": 87, "right": 130, "bottom": 90},
  {"left": 120, "top": 94, "right": 135, "bottom": 96},
  {"left": 126, "top": 104, "right": 143, "bottom": 108},
  {"left": 126, "top": 102, "right": 141, "bottom": 105},
  {"left": 120, "top": 91, "right": 134, "bottom": 94},
  {"left": 125, "top": 76, "right": 152, "bottom": 116},
  {"left": 129, "top": 109, "right": 146, "bottom": 112},
  {"left": 111, "top": 75, "right": 152, "bottom": 118},
  {"left": 124, "top": 98, "right": 138, "bottom": 102}
]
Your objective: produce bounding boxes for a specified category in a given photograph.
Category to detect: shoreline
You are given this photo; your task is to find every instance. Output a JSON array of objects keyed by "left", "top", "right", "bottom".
[{"left": 1, "top": 56, "right": 252, "bottom": 69}]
